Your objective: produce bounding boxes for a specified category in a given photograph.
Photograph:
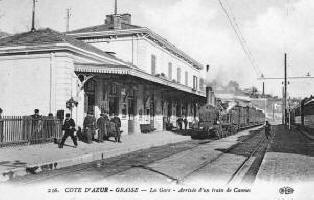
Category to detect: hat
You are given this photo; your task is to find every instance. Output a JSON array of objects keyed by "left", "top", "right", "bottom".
[
  {"left": 34, "top": 109, "right": 39, "bottom": 113},
  {"left": 65, "top": 113, "right": 71, "bottom": 117}
]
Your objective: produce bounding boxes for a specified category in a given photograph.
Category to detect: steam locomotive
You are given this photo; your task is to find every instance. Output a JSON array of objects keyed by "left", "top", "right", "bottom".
[
  {"left": 290, "top": 96, "right": 314, "bottom": 132},
  {"left": 189, "top": 87, "right": 265, "bottom": 139}
]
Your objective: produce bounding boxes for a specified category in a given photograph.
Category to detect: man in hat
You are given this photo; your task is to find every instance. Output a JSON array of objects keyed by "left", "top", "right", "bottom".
[
  {"left": 59, "top": 113, "right": 77, "bottom": 148},
  {"left": 111, "top": 113, "right": 121, "bottom": 143},
  {"left": 96, "top": 113, "right": 107, "bottom": 142},
  {"left": 83, "top": 112, "right": 96, "bottom": 143},
  {"left": 264, "top": 121, "right": 272, "bottom": 140},
  {"left": 31, "top": 109, "right": 42, "bottom": 141}
]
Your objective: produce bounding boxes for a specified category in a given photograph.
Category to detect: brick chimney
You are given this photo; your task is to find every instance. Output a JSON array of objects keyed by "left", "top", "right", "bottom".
[
  {"left": 104, "top": 13, "right": 131, "bottom": 29},
  {"left": 120, "top": 13, "right": 131, "bottom": 24}
]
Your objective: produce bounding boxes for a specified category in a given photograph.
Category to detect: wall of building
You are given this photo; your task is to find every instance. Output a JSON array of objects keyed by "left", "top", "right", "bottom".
[
  {"left": 0, "top": 54, "right": 52, "bottom": 116},
  {"left": 0, "top": 52, "right": 97, "bottom": 127},
  {"left": 138, "top": 37, "right": 201, "bottom": 89},
  {"left": 86, "top": 36, "right": 202, "bottom": 92}
]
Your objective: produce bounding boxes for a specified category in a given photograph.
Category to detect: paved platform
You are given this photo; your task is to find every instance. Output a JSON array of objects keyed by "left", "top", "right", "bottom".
[
  {"left": 0, "top": 131, "right": 190, "bottom": 182},
  {"left": 256, "top": 125, "right": 314, "bottom": 183}
]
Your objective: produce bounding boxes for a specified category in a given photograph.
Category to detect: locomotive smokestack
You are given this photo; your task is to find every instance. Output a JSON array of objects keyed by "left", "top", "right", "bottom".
[{"left": 206, "top": 86, "right": 215, "bottom": 105}]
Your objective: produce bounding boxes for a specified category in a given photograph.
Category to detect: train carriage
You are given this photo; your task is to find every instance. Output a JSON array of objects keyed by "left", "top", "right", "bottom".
[
  {"left": 188, "top": 86, "right": 265, "bottom": 139},
  {"left": 292, "top": 96, "right": 314, "bottom": 131}
]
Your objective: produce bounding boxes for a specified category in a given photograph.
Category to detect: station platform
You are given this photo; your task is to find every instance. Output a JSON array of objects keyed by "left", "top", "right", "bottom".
[
  {"left": 256, "top": 124, "right": 314, "bottom": 183},
  {"left": 0, "top": 130, "right": 190, "bottom": 182}
]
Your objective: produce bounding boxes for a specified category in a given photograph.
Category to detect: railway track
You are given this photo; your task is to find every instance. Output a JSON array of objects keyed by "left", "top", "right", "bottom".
[
  {"left": 227, "top": 136, "right": 267, "bottom": 184},
  {"left": 180, "top": 127, "right": 267, "bottom": 184}
]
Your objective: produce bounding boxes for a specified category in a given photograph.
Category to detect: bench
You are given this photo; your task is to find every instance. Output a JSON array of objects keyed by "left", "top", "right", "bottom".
[{"left": 140, "top": 124, "right": 156, "bottom": 133}]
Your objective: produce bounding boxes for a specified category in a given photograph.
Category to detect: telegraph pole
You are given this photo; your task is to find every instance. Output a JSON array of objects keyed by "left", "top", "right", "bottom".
[
  {"left": 66, "top": 8, "right": 71, "bottom": 32},
  {"left": 114, "top": 0, "right": 118, "bottom": 15},
  {"left": 284, "top": 53, "right": 287, "bottom": 125},
  {"left": 31, "top": 0, "right": 36, "bottom": 31}
]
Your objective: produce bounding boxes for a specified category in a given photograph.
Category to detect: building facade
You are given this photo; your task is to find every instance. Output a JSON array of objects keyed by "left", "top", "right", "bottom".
[{"left": 0, "top": 11, "right": 206, "bottom": 135}]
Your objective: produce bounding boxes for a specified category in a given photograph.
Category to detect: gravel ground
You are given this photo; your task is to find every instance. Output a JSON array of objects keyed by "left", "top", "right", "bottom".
[
  {"left": 185, "top": 127, "right": 267, "bottom": 184},
  {"left": 7, "top": 126, "right": 266, "bottom": 185},
  {"left": 8, "top": 139, "right": 210, "bottom": 184}
]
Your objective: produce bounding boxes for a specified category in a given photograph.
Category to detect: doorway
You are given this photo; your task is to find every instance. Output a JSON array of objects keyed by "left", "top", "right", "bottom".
[{"left": 84, "top": 79, "right": 96, "bottom": 115}]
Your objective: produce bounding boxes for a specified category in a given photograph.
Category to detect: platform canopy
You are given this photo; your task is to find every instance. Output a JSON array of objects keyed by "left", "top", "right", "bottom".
[{"left": 74, "top": 62, "right": 206, "bottom": 97}]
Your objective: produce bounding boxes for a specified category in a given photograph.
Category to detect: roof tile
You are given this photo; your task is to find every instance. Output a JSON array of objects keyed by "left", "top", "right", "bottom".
[{"left": 0, "top": 28, "right": 118, "bottom": 60}]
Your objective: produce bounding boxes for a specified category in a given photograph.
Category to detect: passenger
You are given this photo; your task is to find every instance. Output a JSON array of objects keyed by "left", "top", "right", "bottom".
[
  {"left": 183, "top": 117, "right": 188, "bottom": 130},
  {"left": 264, "top": 121, "right": 271, "bottom": 139},
  {"left": 112, "top": 113, "right": 121, "bottom": 143},
  {"left": 31, "top": 109, "right": 43, "bottom": 142},
  {"left": 177, "top": 117, "right": 183, "bottom": 130},
  {"left": 59, "top": 113, "right": 77, "bottom": 148},
  {"left": 96, "top": 113, "right": 107, "bottom": 142},
  {"left": 83, "top": 112, "right": 96, "bottom": 143}
]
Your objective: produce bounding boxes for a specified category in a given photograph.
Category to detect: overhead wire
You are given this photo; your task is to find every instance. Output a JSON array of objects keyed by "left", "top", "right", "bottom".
[{"left": 217, "top": 0, "right": 262, "bottom": 78}]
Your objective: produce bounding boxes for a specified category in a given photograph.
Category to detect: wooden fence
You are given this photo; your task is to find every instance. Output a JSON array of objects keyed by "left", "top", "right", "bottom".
[{"left": 0, "top": 116, "right": 63, "bottom": 147}]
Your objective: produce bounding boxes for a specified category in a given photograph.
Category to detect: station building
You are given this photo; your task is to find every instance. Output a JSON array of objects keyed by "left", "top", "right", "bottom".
[{"left": 0, "top": 11, "right": 206, "bottom": 134}]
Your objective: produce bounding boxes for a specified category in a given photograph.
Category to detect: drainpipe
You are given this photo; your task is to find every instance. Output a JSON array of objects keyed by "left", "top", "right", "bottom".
[{"left": 49, "top": 52, "right": 54, "bottom": 113}]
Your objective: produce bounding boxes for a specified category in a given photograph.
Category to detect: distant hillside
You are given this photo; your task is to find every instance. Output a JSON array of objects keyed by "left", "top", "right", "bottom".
[{"left": 0, "top": 31, "right": 10, "bottom": 38}]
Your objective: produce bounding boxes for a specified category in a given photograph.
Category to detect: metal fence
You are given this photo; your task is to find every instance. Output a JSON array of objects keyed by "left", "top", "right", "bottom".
[{"left": 0, "top": 116, "right": 63, "bottom": 147}]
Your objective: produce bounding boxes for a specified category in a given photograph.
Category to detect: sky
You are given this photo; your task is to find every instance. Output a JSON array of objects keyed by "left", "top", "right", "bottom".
[{"left": 0, "top": 0, "right": 313, "bottom": 98}]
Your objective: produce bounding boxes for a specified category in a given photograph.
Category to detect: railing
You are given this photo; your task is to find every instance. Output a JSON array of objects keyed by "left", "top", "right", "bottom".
[{"left": 0, "top": 116, "right": 63, "bottom": 147}]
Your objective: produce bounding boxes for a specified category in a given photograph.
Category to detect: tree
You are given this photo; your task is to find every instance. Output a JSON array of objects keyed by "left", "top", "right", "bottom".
[{"left": 227, "top": 80, "right": 240, "bottom": 91}]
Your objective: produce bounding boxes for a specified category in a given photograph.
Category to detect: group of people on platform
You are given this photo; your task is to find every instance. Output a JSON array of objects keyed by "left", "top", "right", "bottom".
[
  {"left": 176, "top": 117, "right": 189, "bottom": 130},
  {"left": 1, "top": 108, "right": 122, "bottom": 148},
  {"left": 59, "top": 112, "right": 122, "bottom": 148}
]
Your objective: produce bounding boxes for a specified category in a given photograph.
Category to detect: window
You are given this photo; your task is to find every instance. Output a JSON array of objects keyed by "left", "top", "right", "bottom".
[
  {"left": 109, "top": 84, "right": 118, "bottom": 96},
  {"left": 168, "top": 62, "right": 172, "bottom": 80},
  {"left": 84, "top": 80, "right": 96, "bottom": 93},
  {"left": 193, "top": 76, "right": 198, "bottom": 90},
  {"left": 185, "top": 71, "right": 188, "bottom": 86},
  {"left": 177, "top": 67, "right": 181, "bottom": 83},
  {"left": 199, "top": 78, "right": 204, "bottom": 91},
  {"left": 151, "top": 54, "right": 156, "bottom": 75}
]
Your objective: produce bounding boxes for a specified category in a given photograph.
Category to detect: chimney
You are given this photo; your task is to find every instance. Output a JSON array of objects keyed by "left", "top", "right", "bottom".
[
  {"left": 120, "top": 13, "right": 131, "bottom": 24},
  {"left": 104, "top": 0, "right": 131, "bottom": 29},
  {"left": 206, "top": 86, "right": 215, "bottom": 105},
  {"left": 105, "top": 14, "right": 122, "bottom": 29}
]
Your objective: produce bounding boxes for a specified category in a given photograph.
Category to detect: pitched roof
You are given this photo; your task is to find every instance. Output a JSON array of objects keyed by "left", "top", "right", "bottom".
[
  {"left": 0, "top": 28, "right": 118, "bottom": 60},
  {"left": 67, "top": 23, "right": 142, "bottom": 34},
  {"left": 67, "top": 25, "right": 204, "bottom": 70}
]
